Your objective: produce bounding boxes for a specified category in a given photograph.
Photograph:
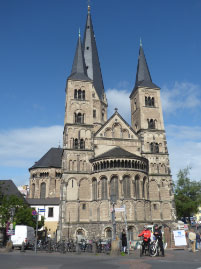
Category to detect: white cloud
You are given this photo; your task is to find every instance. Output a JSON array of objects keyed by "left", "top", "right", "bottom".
[
  {"left": 106, "top": 88, "right": 131, "bottom": 123},
  {"left": 0, "top": 125, "right": 63, "bottom": 168},
  {"left": 166, "top": 125, "right": 201, "bottom": 182},
  {"left": 161, "top": 82, "right": 201, "bottom": 113}
]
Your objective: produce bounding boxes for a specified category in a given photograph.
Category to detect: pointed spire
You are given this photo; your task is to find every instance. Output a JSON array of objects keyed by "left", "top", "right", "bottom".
[
  {"left": 83, "top": 6, "right": 105, "bottom": 100},
  {"left": 130, "top": 44, "right": 159, "bottom": 97},
  {"left": 140, "top": 38, "right": 142, "bottom": 47},
  {"left": 136, "top": 45, "right": 152, "bottom": 84},
  {"left": 68, "top": 32, "right": 91, "bottom": 81}
]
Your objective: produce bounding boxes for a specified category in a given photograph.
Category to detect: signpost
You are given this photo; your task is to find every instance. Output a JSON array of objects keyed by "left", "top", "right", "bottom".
[
  {"left": 32, "top": 210, "right": 38, "bottom": 254},
  {"left": 115, "top": 207, "right": 125, "bottom": 212}
]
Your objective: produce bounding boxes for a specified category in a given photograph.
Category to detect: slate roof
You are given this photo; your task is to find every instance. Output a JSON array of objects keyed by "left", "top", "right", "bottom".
[
  {"left": 29, "top": 148, "right": 63, "bottom": 170},
  {"left": 0, "top": 180, "right": 26, "bottom": 201},
  {"left": 90, "top": 147, "right": 147, "bottom": 162},
  {"left": 26, "top": 198, "right": 60, "bottom": 205},
  {"left": 83, "top": 7, "right": 105, "bottom": 100},
  {"left": 68, "top": 34, "right": 91, "bottom": 82},
  {"left": 130, "top": 45, "right": 159, "bottom": 98}
]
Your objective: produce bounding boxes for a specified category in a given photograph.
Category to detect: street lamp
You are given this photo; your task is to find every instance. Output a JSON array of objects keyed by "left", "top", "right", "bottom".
[
  {"left": 9, "top": 207, "right": 15, "bottom": 241},
  {"left": 110, "top": 195, "right": 116, "bottom": 240}
]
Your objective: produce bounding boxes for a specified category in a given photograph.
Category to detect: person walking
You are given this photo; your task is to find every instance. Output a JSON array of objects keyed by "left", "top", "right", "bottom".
[
  {"left": 153, "top": 224, "right": 165, "bottom": 256},
  {"left": 196, "top": 231, "right": 200, "bottom": 250},
  {"left": 121, "top": 229, "right": 127, "bottom": 253}
]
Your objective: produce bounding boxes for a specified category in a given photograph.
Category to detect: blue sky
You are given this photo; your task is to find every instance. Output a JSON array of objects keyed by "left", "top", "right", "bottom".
[{"left": 0, "top": 0, "right": 201, "bottom": 186}]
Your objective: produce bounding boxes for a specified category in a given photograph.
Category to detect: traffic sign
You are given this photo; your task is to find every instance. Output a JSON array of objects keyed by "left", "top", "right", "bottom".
[
  {"left": 32, "top": 210, "right": 38, "bottom": 216},
  {"left": 115, "top": 207, "right": 125, "bottom": 212},
  {"left": 38, "top": 209, "right": 45, "bottom": 213},
  {"left": 7, "top": 229, "right": 15, "bottom": 235}
]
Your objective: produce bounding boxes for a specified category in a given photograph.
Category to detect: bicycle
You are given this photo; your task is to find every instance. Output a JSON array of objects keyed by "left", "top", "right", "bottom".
[
  {"left": 149, "top": 238, "right": 161, "bottom": 257},
  {"left": 139, "top": 237, "right": 151, "bottom": 257}
]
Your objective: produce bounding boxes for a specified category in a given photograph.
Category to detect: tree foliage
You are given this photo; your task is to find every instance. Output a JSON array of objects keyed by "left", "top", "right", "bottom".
[
  {"left": 174, "top": 167, "right": 201, "bottom": 219},
  {"left": 0, "top": 195, "right": 44, "bottom": 229}
]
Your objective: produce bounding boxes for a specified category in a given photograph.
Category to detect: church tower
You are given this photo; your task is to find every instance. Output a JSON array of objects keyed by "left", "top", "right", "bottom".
[
  {"left": 130, "top": 43, "right": 176, "bottom": 221},
  {"left": 60, "top": 6, "right": 108, "bottom": 239}
]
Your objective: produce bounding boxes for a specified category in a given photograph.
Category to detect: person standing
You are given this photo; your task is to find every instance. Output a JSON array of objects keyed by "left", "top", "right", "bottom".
[
  {"left": 153, "top": 224, "right": 165, "bottom": 257},
  {"left": 196, "top": 231, "right": 200, "bottom": 250},
  {"left": 188, "top": 230, "right": 196, "bottom": 252},
  {"left": 138, "top": 226, "right": 151, "bottom": 255},
  {"left": 121, "top": 229, "right": 127, "bottom": 253}
]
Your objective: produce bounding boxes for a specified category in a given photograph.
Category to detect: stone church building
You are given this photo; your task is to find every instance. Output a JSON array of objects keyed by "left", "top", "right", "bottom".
[{"left": 29, "top": 6, "right": 176, "bottom": 241}]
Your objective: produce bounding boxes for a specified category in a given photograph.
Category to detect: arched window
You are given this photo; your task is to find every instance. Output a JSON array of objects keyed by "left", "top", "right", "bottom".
[
  {"left": 32, "top": 183, "right": 35, "bottom": 198},
  {"left": 77, "top": 229, "right": 85, "bottom": 236},
  {"left": 80, "top": 139, "right": 85, "bottom": 149},
  {"left": 150, "top": 142, "right": 159, "bottom": 153},
  {"left": 145, "top": 96, "right": 148, "bottom": 106},
  {"left": 40, "top": 182, "right": 46, "bottom": 198},
  {"left": 78, "top": 89, "right": 82, "bottom": 100},
  {"left": 101, "top": 177, "right": 108, "bottom": 200},
  {"left": 110, "top": 176, "right": 118, "bottom": 199},
  {"left": 74, "top": 138, "right": 78, "bottom": 149},
  {"left": 148, "top": 97, "right": 151, "bottom": 106},
  {"left": 142, "top": 177, "right": 146, "bottom": 198},
  {"left": 74, "top": 89, "right": 77, "bottom": 99},
  {"left": 150, "top": 142, "right": 154, "bottom": 153},
  {"left": 77, "top": 113, "right": 82, "bottom": 123},
  {"left": 123, "top": 176, "right": 131, "bottom": 198},
  {"left": 148, "top": 119, "right": 155, "bottom": 129},
  {"left": 151, "top": 97, "right": 155, "bottom": 106},
  {"left": 155, "top": 143, "right": 159, "bottom": 153},
  {"left": 82, "top": 90, "right": 85, "bottom": 100},
  {"left": 92, "top": 178, "right": 97, "bottom": 200},
  {"left": 135, "top": 175, "right": 140, "bottom": 199},
  {"left": 105, "top": 227, "right": 112, "bottom": 239}
]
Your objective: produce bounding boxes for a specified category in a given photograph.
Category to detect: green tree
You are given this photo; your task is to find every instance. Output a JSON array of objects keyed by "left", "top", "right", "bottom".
[
  {"left": 174, "top": 167, "right": 201, "bottom": 220},
  {"left": 0, "top": 195, "right": 44, "bottom": 229}
]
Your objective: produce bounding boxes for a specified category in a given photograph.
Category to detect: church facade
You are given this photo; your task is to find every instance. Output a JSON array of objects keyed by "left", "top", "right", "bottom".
[
  {"left": 59, "top": 6, "right": 176, "bottom": 240},
  {"left": 29, "top": 6, "right": 176, "bottom": 241}
]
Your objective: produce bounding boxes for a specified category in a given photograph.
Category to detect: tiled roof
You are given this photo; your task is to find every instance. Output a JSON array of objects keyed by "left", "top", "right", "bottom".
[
  {"left": 29, "top": 148, "right": 63, "bottom": 170},
  {"left": 26, "top": 198, "right": 60, "bottom": 205},
  {"left": 0, "top": 180, "right": 26, "bottom": 201},
  {"left": 83, "top": 9, "right": 105, "bottom": 100},
  {"left": 90, "top": 147, "right": 146, "bottom": 162},
  {"left": 68, "top": 35, "right": 91, "bottom": 82},
  {"left": 130, "top": 45, "right": 159, "bottom": 97}
]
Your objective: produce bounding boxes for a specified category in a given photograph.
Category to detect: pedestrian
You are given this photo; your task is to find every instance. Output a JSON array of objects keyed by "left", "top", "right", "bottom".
[
  {"left": 196, "top": 232, "right": 200, "bottom": 250},
  {"left": 121, "top": 229, "right": 127, "bottom": 253},
  {"left": 188, "top": 230, "right": 196, "bottom": 252}
]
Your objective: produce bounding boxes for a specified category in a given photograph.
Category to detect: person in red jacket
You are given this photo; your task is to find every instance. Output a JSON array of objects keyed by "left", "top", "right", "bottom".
[{"left": 138, "top": 226, "right": 151, "bottom": 255}]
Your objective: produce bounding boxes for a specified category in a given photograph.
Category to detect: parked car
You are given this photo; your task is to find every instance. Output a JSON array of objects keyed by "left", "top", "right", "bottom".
[{"left": 11, "top": 225, "right": 35, "bottom": 249}]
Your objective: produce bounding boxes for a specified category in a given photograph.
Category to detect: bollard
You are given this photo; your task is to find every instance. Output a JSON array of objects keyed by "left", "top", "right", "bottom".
[
  {"left": 48, "top": 240, "right": 51, "bottom": 253},
  {"left": 6, "top": 241, "right": 13, "bottom": 252},
  {"left": 20, "top": 242, "right": 25, "bottom": 252},
  {"left": 92, "top": 242, "right": 97, "bottom": 254}
]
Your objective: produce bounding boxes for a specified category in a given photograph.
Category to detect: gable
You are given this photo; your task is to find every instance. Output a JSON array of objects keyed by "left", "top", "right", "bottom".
[{"left": 95, "top": 112, "right": 139, "bottom": 140}]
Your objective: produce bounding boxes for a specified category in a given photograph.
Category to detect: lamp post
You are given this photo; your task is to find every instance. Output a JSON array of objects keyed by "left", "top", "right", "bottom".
[
  {"left": 9, "top": 207, "right": 15, "bottom": 241},
  {"left": 110, "top": 195, "right": 116, "bottom": 240}
]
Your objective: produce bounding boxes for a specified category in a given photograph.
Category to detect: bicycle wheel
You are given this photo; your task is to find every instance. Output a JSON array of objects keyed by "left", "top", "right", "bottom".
[
  {"left": 139, "top": 244, "right": 143, "bottom": 257},
  {"left": 150, "top": 242, "right": 157, "bottom": 257}
]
